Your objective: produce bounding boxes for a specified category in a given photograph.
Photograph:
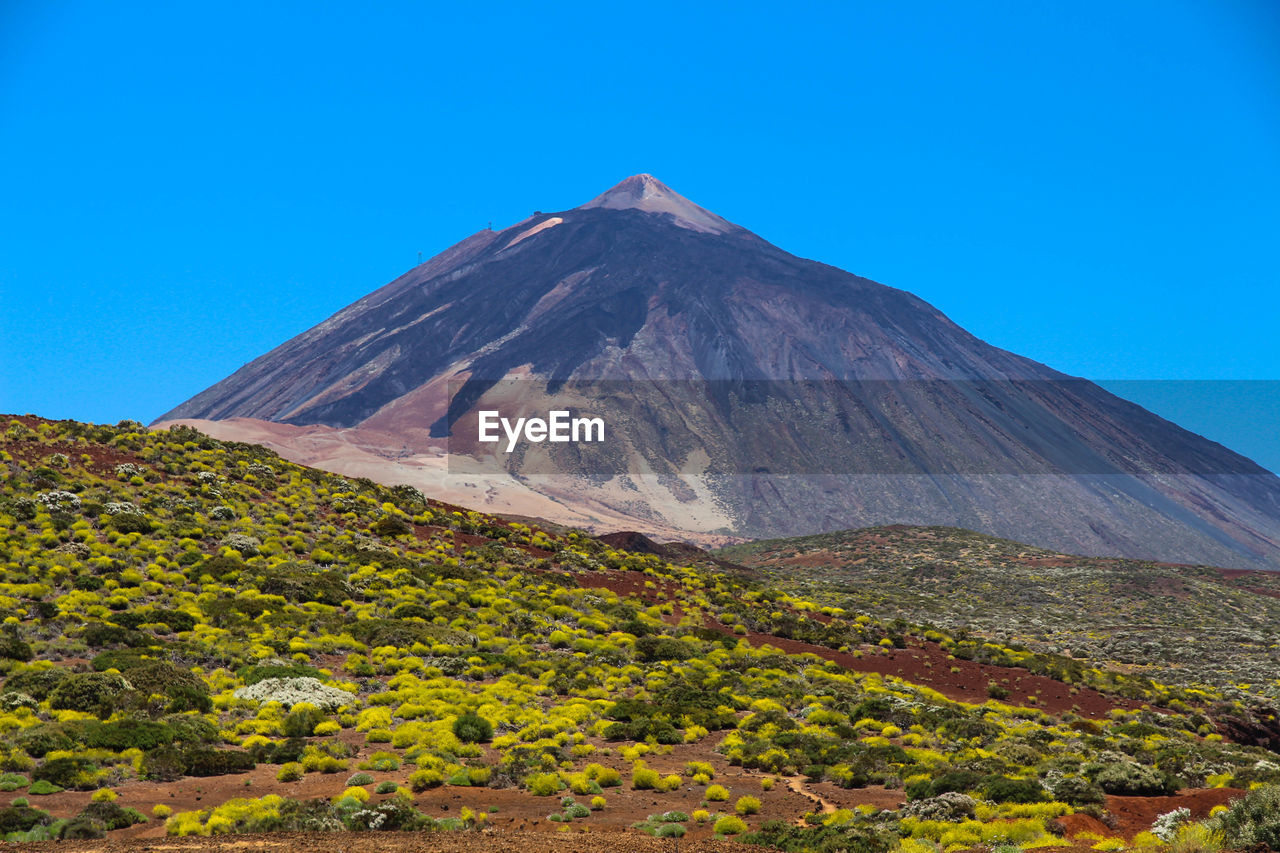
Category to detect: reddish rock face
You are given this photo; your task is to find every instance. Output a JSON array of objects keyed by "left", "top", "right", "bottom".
[{"left": 157, "top": 176, "right": 1280, "bottom": 569}]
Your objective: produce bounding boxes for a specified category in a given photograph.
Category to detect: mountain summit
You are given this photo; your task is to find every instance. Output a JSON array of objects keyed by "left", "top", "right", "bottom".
[
  {"left": 579, "top": 174, "right": 738, "bottom": 234},
  {"left": 157, "top": 177, "right": 1280, "bottom": 568}
]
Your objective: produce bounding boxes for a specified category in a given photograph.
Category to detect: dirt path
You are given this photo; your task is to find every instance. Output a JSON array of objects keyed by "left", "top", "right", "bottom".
[{"left": 784, "top": 775, "right": 838, "bottom": 824}]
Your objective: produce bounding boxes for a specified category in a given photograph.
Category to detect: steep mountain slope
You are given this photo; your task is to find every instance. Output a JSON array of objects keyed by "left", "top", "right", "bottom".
[{"left": 157, "top": 175, "right": 1280, "bottom": 569}]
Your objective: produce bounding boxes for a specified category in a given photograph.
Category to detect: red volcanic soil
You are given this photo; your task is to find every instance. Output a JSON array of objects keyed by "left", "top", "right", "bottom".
[
  {"left": 1106, "top": 788, "right": 1243, "bottom": 836},
  {"left": 1215, "top": 567, "right": 1280, "bottom": 600},
  {"left": 1056, "top": 788, "right": 1245, "bottom": 842},
  {"left": 4, "top": 433, "right": 150, "bottom": 480},
  {"left": 566, "top": 569, "right": 1143, "bottom": 719},
  {"left": 725, "top": 628, "right": 1143, "bottom": 718}
]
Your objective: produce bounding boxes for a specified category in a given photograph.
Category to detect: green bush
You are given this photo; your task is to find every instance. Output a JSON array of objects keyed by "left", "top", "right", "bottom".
[
  {"left": 56, "top": 817, "right": 105, "bottom": 839},
  {"left": 2, "top": 668, "right": 69, "bottom": 701},
  {"left": 105, "top": 512, "right": 153, "bottom": 534},
  {"left": 48, "top": 672, "right": 131, "bottom": 718},
  {"left": 1210, "top": 784, "right": 1280, "bottom": 850},
  {"left": 0, "top": 631, "right": 33, "bottom": 662},
  {"left": 906, "top": 769, "right": 990, "bottom": 800},
  {"left": 140, "top": 748, "right": 186, "bottom": 782},
  {"left": 13, "top": 725, "right": 72, "bottom": 758},
  {"left": 27, "top": 780, "right": 63, "bottom": 796},
  {"left": 346, "top": 618, "right": 434, "bottom": 649},
  {"left": 256, "top": 564, "right": 350, "bottom": 606},
  {"left": 70, "top": 718, "right": 174, "bottom": 752},
  {"left": 0, "top": 773, "right": 28, "bottom": 792},
  {"left": 72, "top": 575, "right": 104, "bottom": 591},
  {"left": 114, "top": 609, "right": 197, "bottom": 633},
  {"left": 77, "top": 801, "right": 146, "bottom": 830},
  {"left": 982, "top": 777, "right": 1048, "bottom": 804},
  {"left": 32, "top": 757, "right": 99, "bottom": 791},
  {"left": 162, "top": 713, "right": 219, "bottom": 745},
  {"left": 90, "top": 648, "right": 154, "bottom": 672},
  {"left": 1048, "top": 774, "right": 1104, "bottom": 806},
  {"left": 283, "top": 705, "right": 327, "bottom": 738},
  {"left": 182, "top": 748, "right": 256, "bottom": 777},
  {"left": 236, "top": 662, "right": 322, "bottom": 685},
  {"left": 0, "top": 804, "right": 51, "bottom": 834},
  {"left": 635, "top": 635, "right": 690, "bottom": 662},
  {"left": 743, "top": 819, "right": 896, "bottom": 853},
  {"left": 121, "top": 661, "right": 209, "bottom": 707},
  {"left": 602, "top": 717, "right": 681, "bottom": 744},
  {"left": 370, "top": 516, "right": 412, "bottom": 538},
  {"left": 736, "top": 795, "right": 762, "bottom": 815},
  {"left": 390, "top": 603, "right": 432, "bottom": 620},
  {"left": 1090, "top": 762, "right": 1178, "bottom": 796},
  {"left": 452, "top": 711, "right": 493, "bottom": 744},
  {"left": 252, "top": 737, "right": 305, "bottom": 766}
]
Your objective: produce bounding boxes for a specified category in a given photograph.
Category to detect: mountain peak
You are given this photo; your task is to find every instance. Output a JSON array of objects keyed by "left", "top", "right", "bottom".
[{"left": 579, "top": 174, "right": 736, "bottom": 234}]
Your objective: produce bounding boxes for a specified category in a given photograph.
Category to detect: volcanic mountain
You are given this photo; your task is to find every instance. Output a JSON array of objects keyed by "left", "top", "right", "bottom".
[{"left": 157, "top": 175, "right": 1280, "bottom": 568}]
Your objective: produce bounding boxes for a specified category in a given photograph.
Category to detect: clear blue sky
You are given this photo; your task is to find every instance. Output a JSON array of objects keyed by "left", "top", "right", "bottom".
[{"left": 2, "top": 1, "right": 1278, "bottom": 469}]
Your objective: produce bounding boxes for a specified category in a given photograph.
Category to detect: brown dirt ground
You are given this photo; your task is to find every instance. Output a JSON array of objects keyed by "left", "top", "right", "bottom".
[
  {"left": 1053, "top": 788, "right": 1245, "bottom": 843},
  {"left": 26, "top": 731, "right": 890, "bottom": 843},
  {"left": 1104, "top": 788, "right": 1244, "bottom": 839},
  {"left": 11, "top": 829, "right": 762, "bottom": 853}
]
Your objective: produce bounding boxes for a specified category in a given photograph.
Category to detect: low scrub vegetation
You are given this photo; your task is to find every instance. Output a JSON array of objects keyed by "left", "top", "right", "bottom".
[{"left": 1, "top": 417, "right": 1278, "bottom": 850}]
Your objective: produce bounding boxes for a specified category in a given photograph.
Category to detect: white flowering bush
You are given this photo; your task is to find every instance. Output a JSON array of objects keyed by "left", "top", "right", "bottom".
[
  {"left": 233, "top": 677, "right": 355, "bottom": 711},
  {"left": 36, "top": 490, "right": 80, "bottom": 512},
  {"left": 1151, "top": 806, "right": 1191, "bottom": 841},
  {"left": 103, "top": 501, "right": 141, "bottom": 515},
  {"left": 221, "top": 533, "right": 261, "bottom": 556},
  {"left": 1, "top": 691, "right": 38, "bottom": 710},
  {"left": 901, "top": 792, "right": 977, "bottom": 821}
]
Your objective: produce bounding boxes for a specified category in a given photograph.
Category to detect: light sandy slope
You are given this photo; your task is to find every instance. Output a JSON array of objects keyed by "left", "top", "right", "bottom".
[{"left": 153, "top": 418, "right": 740, "bottom": 546}]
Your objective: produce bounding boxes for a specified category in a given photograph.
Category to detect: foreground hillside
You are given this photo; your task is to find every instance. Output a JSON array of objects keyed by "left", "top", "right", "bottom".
[
  {"left": 718, "top": 527, "right": 1280, "bottom": 708},
  {"left": 2, "top": 417, "right": 1280, "bottom": 851}
]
